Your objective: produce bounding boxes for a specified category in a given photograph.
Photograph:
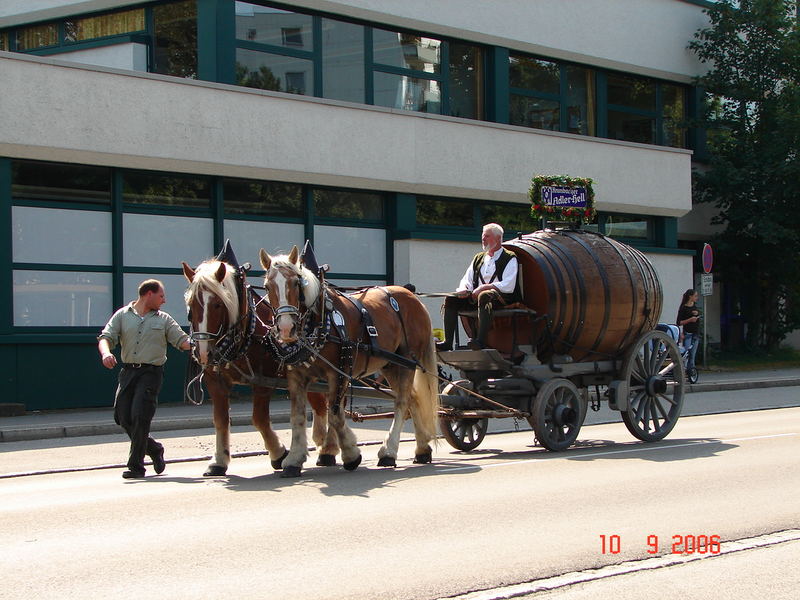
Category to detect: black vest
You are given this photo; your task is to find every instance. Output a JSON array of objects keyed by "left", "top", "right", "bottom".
[{"left": 470, "top": 248, "right": 522, "bottom": 303}]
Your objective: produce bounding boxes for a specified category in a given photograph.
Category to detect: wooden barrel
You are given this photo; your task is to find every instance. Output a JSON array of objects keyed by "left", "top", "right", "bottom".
[{"left": 483, "top": 230, "right": 662, "bottom": 362}]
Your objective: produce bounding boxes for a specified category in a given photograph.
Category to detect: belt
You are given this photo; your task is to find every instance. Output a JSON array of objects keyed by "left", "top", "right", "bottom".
[{"left": 121, "top": 363, "right": 162, "bottom": 369}]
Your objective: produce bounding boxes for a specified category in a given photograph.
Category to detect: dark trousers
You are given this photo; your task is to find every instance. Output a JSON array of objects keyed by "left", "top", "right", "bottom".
[
  {"left": 113, "top": 365, "right": 164, "bottom": 474},
  {"left": 442, "top": 290, "right": 508, "bottom": 348}
]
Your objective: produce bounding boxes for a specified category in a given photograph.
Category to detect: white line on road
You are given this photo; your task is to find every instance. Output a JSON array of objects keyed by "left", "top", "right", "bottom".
[
  {"left": 436, "top": 432, "right": 798, "bottom": 473},
  {"left": 442, "top": 529, "right": 800, "bottom": 600}
]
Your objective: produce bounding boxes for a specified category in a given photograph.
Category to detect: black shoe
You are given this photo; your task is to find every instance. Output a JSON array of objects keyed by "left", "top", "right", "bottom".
[
  {"left": 435, "top": 341, "right": 452, "bottom": 352},
  {"left": 467, "top": 340, "right": 487, "bottom": 350},
  {"left": 122, "top": 470, "right": 145, "bottom": 479},
  {"left": 152, "top": 446, "right": 166, "bottom": 474}
]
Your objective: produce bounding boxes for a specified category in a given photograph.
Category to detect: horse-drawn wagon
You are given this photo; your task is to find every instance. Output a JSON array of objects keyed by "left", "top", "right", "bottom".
[{"left": 436, "top": 228, "right": 685, "bottom": 452}]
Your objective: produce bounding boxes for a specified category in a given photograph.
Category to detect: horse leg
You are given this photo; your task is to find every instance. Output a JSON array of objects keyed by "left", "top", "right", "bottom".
[
  {"left": 251, "top": 386, "right": 288, "bottom": 471},
  {"left": 409, "top": 340, "right": 440, "bottom": 464},
  {"left": 280, "top": 374, "right": 310, "bottom": 478},
  {"left": 376, "top": 366, "right": 412, "bottom": 468},
  {"left": 325, "top": 382, "right": 361, "bottom": 471},
  {"left": 307, "top": 392, "right": 336, "bottom": 466},
  {"left": 205, "top": 374, "right": 232, "bottom": 476}
]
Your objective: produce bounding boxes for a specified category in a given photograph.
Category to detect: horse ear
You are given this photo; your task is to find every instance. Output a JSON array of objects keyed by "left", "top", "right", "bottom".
[
  {"left": 259, "top": 248, "right": 271, "bottom": 270},
  {"left": 214, "top": 262, "right": 227, "bottom": 283},
  {"left": 182, "top": 261, "right": 195, "bottom": 282},
  {"left": 289, "top": 245, "right": 300, "bottom": 264}
]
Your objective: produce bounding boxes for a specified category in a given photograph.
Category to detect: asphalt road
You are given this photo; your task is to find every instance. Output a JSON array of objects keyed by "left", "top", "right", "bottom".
[{"left": 1, "top": 394, "right": 798, "bottom": 600}]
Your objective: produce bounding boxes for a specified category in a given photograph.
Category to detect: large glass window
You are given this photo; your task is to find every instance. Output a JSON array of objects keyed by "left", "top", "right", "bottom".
[
  {"left": 13, "top": 207, "right": 112, "bottom": 266},
  {"left": 321, "top": 18, "right": 365, "bottom": 103},
  {"left": 510, "top": 55, "right": 559, "bottom": 94},
  {"left": 510, "top": 96, "right": 560, "bottom": 131},
  {"left": 565, "top": 66, "right": 596, "bottom": 136},
  {"left": 236, "top": 48, "right": 313, "bottom": 94},
  {"left": 122, "top": 171, "right": 210, "bottom": 208},
  {"left": 606, "top": 73, "right": 656, "bottom": 144},
  {"left": 449, "top": 42, "right": 484, "bottom": 120},
  {"left": 0, "top": 31, "right": 9, "bottom": 51},
  {"left": 607, "top": 74, "right": 656, "bottom": 111},
  {"left": 314, "top": 189, "right": 383, "bottom": 221},
  {"left": 16, "top": 23, "right": 58, "bottom": 50},
  {"left": 313, "top": 225, "right": 385, "bottom": 274},
  {"left": 223, "top": 179, "right": 303, "bottom": 217},
  {"left": 13, "top": 270, "right": 113, "bottom": 327},
  {"left": 372, "top": 29, "right": 442, "bottom": 113},
  {"left": 416, "top": 197, "right": 474, "bottom": 228},
  {"left": 12, "top": 161, "right": 111, "bottom": 204},
  {"left": 153, "top": 0, "right": 197, "bottom": 79},
  {"left": 482, "top": 203, "right": 534, "bottom": 233},
  {"left": 373, "top": 72, "right": 441, "bottom": 112},
  {"left": 123, "top": 214, "right": 213, "bottom": 268},
  {"left": 662, "top": 83, "right": 687, "bottom": 148},
  {"left": 64, "top": 8, "right": 146, "bottom": 43},
  {"left": 373, "top": 29, "right": 441, "bottom": 74},
  {"left": 224, "top": 219, "right": 305, "bottom": 260},
  {"left": 235, "top": 3, "right": 313, "bottom": 49}
]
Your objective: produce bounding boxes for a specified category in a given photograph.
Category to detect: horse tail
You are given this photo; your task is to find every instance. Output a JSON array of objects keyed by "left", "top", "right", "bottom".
[{"left": 411, "top": 334, "right": 440, "bottom": 446}]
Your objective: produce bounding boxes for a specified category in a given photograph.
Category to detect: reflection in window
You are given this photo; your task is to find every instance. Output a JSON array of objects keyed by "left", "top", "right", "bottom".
[
  {"left": 16, "top": 23, "right": 58, "bottom": 50},
  {"left": 236, "top": 48, "right": 314, "bottom": 95},
  {"left": 123, "top": 214, "right": 213, "bottom": 268},
  {"left": 416, "top": 197, "right": 474, "bottom": 228},
  {"left": 510, "top": 95, "right": 559, "bottom": 130},
  {"left": 607, "top": 74, "right": 655, "bottom": 111},
  {"left": 509, "top": 54, "right": 560, "bottom": 95},
  {"left": 607, "top": 110, "right": 655, "bottom": 144},
  {"left": 449, "top": 42, "right": 484, "bottom": 120},
  {"left": 223, "top": 179, "right": 303, "bottom": 218},
  {"left": 13, "top": 270, "right": 112, "bottom": 327},
  {"left": 482, "top": 203, "right": 534, "bottom": 234},
  {"left": 13, "top": 207, "right": 112, "bottom": 266},
  {"left": 604, "top": 214, "right": 650, "bottom": 239},
  {"left": 314, "top": 189, "right": 384, "bottom": 221},
  {"left": 662, "top": 83, "right": 687, "bottom": 148},
  {"left": 321, "top": 18, "right": 365, "bottom": 103},
  {"left": 64, "top": 8, "right": 145, "bottom": 43},
  {"left": 373, "top": 29, "right": 441, "bottom": 74},
  {"left": 153, "top": 0, "right": 197, "bottom": 79},
  {"left": 565, "top": 66, "right": 596, "bottom": 135},
  {"left": 235, "top": 3, "right": 313, "bottom": 50},
  {"left": 374, "top": 72, "right": 440, "bottom": 112},
  {"left": 122, "top": 171, "right": 210, "bottom": 207},
  {"left": 12, "top": 160, "right": 111, "bottom": 203},
  {"left": 0, "top": 31, "right": 9, "bottom": 51},
  {"left": 313, "top": 225, "right": 386, "bottom": 274}
]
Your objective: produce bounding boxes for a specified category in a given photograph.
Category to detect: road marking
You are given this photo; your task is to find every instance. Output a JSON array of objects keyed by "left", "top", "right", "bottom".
[
  {"left": 442, "top": 529, "right": 800, "bottom": 600},
  {"left": 436, "top": 432, "right": 797, "bottom": 472}
]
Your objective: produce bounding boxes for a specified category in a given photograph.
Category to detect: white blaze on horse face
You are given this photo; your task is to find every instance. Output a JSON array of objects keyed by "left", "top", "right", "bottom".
[
  {"left": 272, "top": 268, "right": 296, "bottom": 342},
  {"left": 197, "top": 289, "right": 211, "bottom": 364}
]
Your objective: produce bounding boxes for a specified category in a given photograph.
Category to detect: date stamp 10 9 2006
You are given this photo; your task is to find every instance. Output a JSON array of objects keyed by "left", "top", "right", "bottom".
[{"left": 599, "top": 534, "right": 722, "bottom": 556}]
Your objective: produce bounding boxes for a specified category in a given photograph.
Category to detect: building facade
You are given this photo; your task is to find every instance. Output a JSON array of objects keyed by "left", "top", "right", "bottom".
[{"left": 0, "top": 0, "right": 711, "bottom": 410}]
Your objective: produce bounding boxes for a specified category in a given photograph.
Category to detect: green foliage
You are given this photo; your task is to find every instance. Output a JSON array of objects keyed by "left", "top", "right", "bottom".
[{"left": 690, "top": 0, "right": 800, "bottom": 350}]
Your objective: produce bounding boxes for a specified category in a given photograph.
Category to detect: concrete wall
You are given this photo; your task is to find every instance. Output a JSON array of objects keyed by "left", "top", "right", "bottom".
[
  {"left": 0, "top": 0, "right": 710, "bottom": 81},
  {"left": 0, "top": 52, "right": 693, "bottom": 216}
]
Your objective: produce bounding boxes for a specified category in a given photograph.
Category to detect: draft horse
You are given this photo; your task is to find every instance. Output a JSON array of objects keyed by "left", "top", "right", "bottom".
[
  {"left": 182, "top": 249, "right": 332, "bottom": 476},
  {"left": 259, "top": 245, "right": 439, "bottom": 478}
]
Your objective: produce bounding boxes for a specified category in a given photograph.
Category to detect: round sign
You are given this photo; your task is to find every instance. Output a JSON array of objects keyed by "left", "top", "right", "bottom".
[{"left": 702, "top": 243, "right": 713, "bottom": 274}]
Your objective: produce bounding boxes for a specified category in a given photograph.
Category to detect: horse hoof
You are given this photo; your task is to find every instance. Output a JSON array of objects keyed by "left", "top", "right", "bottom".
[
  {"left": 204, "top": 465, "right": 227, "bottom": 477},
  {"left": 280, "top": 465, "right": 302, "bottom": 478},
  {"left": 271, "top": 448, "right": 289, "bottom": 470},
  {"left": 377, "top": 456, "right": 397, "bottom": 468},
  {"left": 343, "top": 455, "right": 362, "bottom": 471},
  {"left": 316, "top": 454, "right": 337, "bottom": 467},
  {"left": 413, "top": 452, "right": 432, "bottom": 464}
]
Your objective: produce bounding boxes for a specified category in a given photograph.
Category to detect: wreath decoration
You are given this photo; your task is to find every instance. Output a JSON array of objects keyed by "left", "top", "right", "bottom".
[{"left": 529, "top": 175, "right": 596, "bottom": 224}]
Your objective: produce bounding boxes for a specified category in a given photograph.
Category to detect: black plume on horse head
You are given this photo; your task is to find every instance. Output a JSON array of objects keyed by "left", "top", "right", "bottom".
[
  {"left": 216, "top": 239, "right": 240, "bottom": 269},
  {"left": 300, "top": 239, "right": 319, "bottom": 274}
]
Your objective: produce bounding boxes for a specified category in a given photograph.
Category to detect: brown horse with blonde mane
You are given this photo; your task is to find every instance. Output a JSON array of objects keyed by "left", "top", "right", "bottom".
[
  {"left": 182, "top": 246, "right": 332, "bottom": 476},
  {"left": 259, "top": 245, "right": 439, "bottom": 478}
]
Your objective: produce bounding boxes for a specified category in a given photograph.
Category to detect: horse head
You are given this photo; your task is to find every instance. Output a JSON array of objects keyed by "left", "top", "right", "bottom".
[
  {"left": 182, "top": 260, "right": 239, "bottom": 366},
  {"left": 259, "top": 245, "right": 320, "bottom": 344}
]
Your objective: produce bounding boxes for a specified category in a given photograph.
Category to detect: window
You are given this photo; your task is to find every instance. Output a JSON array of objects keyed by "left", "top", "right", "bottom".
[
  {"left": 372, "top": 29, "right": 442, "bottom": 113},
  {"left": 662, "top": 83, "right": 687, "bottom": 148},
  {"left": 313, "top": 225, "right": 386, "bottom": 274},
  {"left": 449, "top": 42, "right": 485, "bottom": 120},
  {"left": 13, "top": 207, "right": 112, "bottom": 266},
  {"left": 0, "top": 31, "right": 8, "bottom": 51},
  {"left": 235, "top": 3, "right": 313, "bottom": 50},
  {"left": 64, "top": 8, "right": 145, "bottom": 43},
  {"left": 285, "top": 71, "right": 306, "bottom": 94},
  {"left": 482, "top": 203, "right": 534, "bottom": 233},
  {"left": 236, "top": 48, "right": 314, "bottom": 94},
  {"left": 606, "top": 73, "right": 656, "bottom": 144},
  {"left": 321, "top": 18, "right": 365, "bottom": 103},
  {"left": 584, "top": 213, "right": 652, "bottom": 240},
  {"left": 282, "top": 27, "right": 303, "bottom": 47},
  {"left": 13, "top": 270, "right": 113, "bottom": 327},
  {"left": 416, "top": 196, "right": 474, "bottom": 228},
  {"left": 224, "top": 219, "right": 305, "bottom": 260},
  {"left": 12, "top": 160, "right": 111, "bottom": 204},
  {"left": 374, "top": 72, "right": 441, "bottom": 112},
  {"left": 123, "top": 273, "right": 190, "bottom": 326},
  {"left": 122, "top": 171, "right": 210, "bottom": 208},
  {"left": 123, "top": 214, "right": 213, "bottom": 268},
  {"left": 313, "top": 189, "right": 383, "bottom": 221},
  {"left": 16, "top": 23, "right": 58, "bottom": 50},
  {"left": 152, "top": 0, "right": 197, "bottom": 79},
  {"left": 223, "top": 179, "right": 303, "bottom": 218}
]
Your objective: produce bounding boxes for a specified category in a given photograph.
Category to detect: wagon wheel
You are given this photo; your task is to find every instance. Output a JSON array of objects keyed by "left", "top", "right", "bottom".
[
  {"left": 439, "top": 380, "right": 488, "bottom": 451},
  {"left": 528, "top": 378, "right": 587, "bottom": 451},
  {"left": 620, "top": 330, "right": 685, "bottom": 442}
]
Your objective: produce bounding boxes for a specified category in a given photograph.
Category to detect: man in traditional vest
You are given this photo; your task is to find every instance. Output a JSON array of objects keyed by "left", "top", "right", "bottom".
[{"left": 436, "top": 223, "right": 521, "bottom": 351}]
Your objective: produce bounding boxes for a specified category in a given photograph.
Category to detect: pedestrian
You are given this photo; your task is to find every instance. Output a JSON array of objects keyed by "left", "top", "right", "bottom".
[
  {"left": 677, "top": 288, "right": 701, "bottom": 377},
  {"left": 98, "top": 280, "right": 191, "bottom": 479}
]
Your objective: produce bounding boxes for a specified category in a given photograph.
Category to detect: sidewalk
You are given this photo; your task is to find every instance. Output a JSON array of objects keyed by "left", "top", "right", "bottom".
[{"left": 2, "top": 367, "right": 800, "bottom": 443}]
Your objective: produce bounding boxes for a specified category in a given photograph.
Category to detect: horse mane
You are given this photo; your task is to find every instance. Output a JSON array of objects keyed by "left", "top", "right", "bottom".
[
  {"left": 270, "top": 254, "right": 322, "bottom": 309},
  {"left": 184, "top": 260, "right": 239, "bottom": 325}
]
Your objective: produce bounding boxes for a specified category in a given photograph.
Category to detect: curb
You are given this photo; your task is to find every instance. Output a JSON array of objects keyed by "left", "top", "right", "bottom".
[{"left": 2, "top": 378, "right": 799, "bottom": 443}]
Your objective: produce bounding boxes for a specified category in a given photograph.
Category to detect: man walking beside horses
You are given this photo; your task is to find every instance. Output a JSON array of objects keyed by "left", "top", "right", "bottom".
[
  {"left": 437, "top": 223, "right": 521, "bottom": 351},
  {"left": 98, "top": 280, "right": 191, "bottom": 479}
]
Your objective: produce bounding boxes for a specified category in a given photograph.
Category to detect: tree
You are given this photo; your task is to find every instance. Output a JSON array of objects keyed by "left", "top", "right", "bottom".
[{"left": 689, "top": 0, "right": 800, "bottom": 351}]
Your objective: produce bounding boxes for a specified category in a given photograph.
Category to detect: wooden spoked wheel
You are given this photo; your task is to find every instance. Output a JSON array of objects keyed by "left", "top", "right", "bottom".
[
  {"left": 620, "top": 330, "right": 685, "bottom": 442},
  {"left": 439, "top": 380, "right": 489, "bottom": 451},
  {"left": 528, "top": 378, "right": 587, "bottom": 451}
]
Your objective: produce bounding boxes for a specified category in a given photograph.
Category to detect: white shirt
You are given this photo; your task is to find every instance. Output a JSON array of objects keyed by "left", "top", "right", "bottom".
[{"left": 456, "top": 251, "right": 518, "bottom": 294}]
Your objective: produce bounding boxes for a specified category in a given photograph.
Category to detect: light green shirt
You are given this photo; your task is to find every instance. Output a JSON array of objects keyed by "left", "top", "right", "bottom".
[{"left": 98, "top": 303, "right": 188, "bottom": 366}]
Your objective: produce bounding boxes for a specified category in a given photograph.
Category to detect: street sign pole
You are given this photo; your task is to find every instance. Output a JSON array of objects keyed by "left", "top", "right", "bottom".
[{"left": 701, "top": 244, "right": 713, "bottom": 367}]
